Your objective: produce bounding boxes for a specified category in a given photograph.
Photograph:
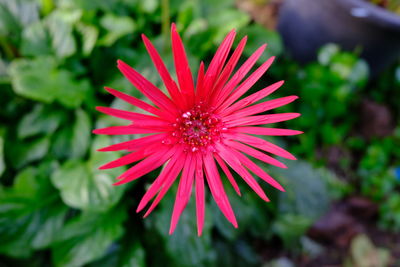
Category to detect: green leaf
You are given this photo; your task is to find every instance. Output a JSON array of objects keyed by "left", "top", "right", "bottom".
[
  {"left": 0, "top": 163, "right": 67, "bottom": 257},
  {"left": 18, "top": 104, "right": 65, "bottom": 139},
  {"left": 271, "top": 160, "right": 332, "bottom": 220},
  {"left": 20, "top": 20, "right": 52, "bottom": 57},
  {"left": 240, "top": 24, "right": 283, "bottom": 62},
  {"left": 70, "top": 109, "right": 91, "bottom": 158},
  {"left": 146, "top": 189, "right": 216, "bottom": 267},
  {"left": 99, "top": 13, "right": 136, "bottom": 46},
  {"left": 51, "top": 136, "right": 126, "bottom": 211},
  {"left": 46, "top": 13, "right": 77, "bottom": 59},
  {"left": 7, "top": 136, "right": 50, "bottom": 169},
  {"left": 76, "top": 22, "right": 99, "bottom": 56},
  {"left": 9, "top": 57, "right": 89, "bottom": 107},
  {"left": 9, "top": 57, "right": 58, "bottom": 103},
  {"left": 0, "top": 134, "right": 4, "bottom": 177},
  {"left": 51, "top": 206, "right": 127, "bottom": 267}
]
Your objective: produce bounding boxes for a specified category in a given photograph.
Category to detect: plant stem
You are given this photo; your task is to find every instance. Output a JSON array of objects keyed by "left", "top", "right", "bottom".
[{"left": 161, "top": 0, "right": 170, "bottom": 52}]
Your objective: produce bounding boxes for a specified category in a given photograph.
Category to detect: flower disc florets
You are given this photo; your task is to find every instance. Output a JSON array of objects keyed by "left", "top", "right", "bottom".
[{"left": 171, "top": 104, "right": 226, "bottom": 153}]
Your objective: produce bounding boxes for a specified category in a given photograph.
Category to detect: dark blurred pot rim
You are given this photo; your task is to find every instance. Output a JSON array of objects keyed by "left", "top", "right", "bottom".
[{"left": 337, "top": 0, "right": 400, "bottom": 31}]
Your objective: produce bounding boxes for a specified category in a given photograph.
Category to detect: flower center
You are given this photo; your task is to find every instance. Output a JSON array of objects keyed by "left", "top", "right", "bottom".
[{"left": 172, "top": 105, "right": 225, "bottom": 152}]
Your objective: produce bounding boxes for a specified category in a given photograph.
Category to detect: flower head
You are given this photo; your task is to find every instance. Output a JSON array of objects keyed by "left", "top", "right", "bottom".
[{"left": 93, "top": 24, "right": 301, "bottom": 235}]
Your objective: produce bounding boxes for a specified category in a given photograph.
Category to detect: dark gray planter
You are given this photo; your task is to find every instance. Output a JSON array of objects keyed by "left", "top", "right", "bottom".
[{"left": 277, "top": 0, "right": 400, "bottom": 75}]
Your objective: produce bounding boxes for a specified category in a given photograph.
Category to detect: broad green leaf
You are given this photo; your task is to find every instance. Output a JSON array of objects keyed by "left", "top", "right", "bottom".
[
  {"left": 208, "top": 9, "right": 250, "bottom": 43},
  {"left": 18, "top": 104, "right": 65, "bottom": 139},
  {"left": 70, "top": 109, "right": 91, "bottom": 158},
  {"left": 54, "top": 70, "right": 90, "bottom": 108},
  {"left": 51, "top": 206, "right": 127, "bottom": 267},
  {"left": 9, "top": 57, "right": 58, "bottom": 103},
  {"left": 9, "top": 57, "right": 89, "bottom": 107},
  {"left": 271, "top": 160, "right": 332, "bottom": 220},
  {"left": 0, "top": 163, "right": 67, "bottom": 258},
  {"left": 7, "top": 136, "right": 50, "bottom": 169},
  {"left": 99, "top": 13, "right": 136, "bottom": 46},
  {"left": 76, "top": 22, "right": 99, "bottom": 56},
  {"left": 51, "top": 136, "right": 126, "bottom": 212},
  {"left": 46, "top": 13, "right": 76, "bottom": 59},
  {"left": 87, "top": 240, "right": 146, "bottom": 267},
  {"left": 0, "top": 0, "right": 39, "bottom": 37},
  {"left": 20, "top": 20, "right": 52, "bottom": 57},
  {"left": 146, "top": 189, "right": 216, "bottom": 267}
]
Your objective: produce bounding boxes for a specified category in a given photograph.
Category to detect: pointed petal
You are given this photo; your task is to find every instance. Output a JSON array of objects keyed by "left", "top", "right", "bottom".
[
  {"left": 224, "top": 133, "right": 297, "bottom": 160},
  {"left": 224, "top": 113, "right": 301, "bottom": 127},
  {"left": 195, "top": 154, "right": 205, "bottom": 236},
  {"left": 169, "top": 153, "right": 195, "bottom": 234},
  {"left": 98, "top": 133, "right": 167, "bottom": 152},
  {"left": 117, "top": 60, "right": 178, "bottom": 115},
  {"left": 203, "top": 153, "right": 238, "bottom": 227},
  {"left": 214, "top": 154, "right": 241, "bottom": 196},
  {"left": 96, "top": 106, "right": 169, "bottom": 123},
  {"left": 201, "top": 30, "right": 236, "bottom": 101},
  {"left": 104, "top": 87, "right": 166, "bottom": 118},
  {"left": 231, "top": 127, "right": 303, "bottom": 136},
  {"left": 209, "top": 36, "right": 247, "bottom": 104},
  {"left": 92, "top": 125, "right": 168, "bottom": 135},
  {"left": 143, "top": 152, "right": 186, "bottom": 217},
  {"left": 171, "top": 23, "right": 195, "bottom": 108},
  {"left": 221, "top": 80, "right": 284, "bottom": 116},
  {"left": 217, "top": 56, "right": 275, "bottom": 112},
  {"left": 228, "top": 95, "right": 299, "bottom": 119},
  {"left": 195, "top": 61, "right": 205, "bottom": 100},
  {"left": 142, "top": 34, "right": 184, "bottom": 107},
  {"left": 213, "top": 44, "right": 267, "bottom": 107},
  {"left": 137, "top": 148, "right": 184, "bottom": 213},
  {"left": 232, "top": 149, "right": 285, "bottom": 192},
  {"left": 115, "top": 145, "right": 177, "bottom": 184},
  {"left": 99, "top": 146, "right": 154, "bottom": 169},
  {"left": 225, "top": 140, "right": 287, "bottom": 168},
  {"left": 215, "top": 143, "right": 269, "bottom": 202}
]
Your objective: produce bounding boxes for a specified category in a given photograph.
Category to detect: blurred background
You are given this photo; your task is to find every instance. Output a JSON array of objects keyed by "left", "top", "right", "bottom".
[{"left": 0, "top": 0, "right": 399, "bottom": 266}]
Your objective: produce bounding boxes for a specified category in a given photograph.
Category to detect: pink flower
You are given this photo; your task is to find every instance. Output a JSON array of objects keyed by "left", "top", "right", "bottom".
[{"left": 93, "top": 24, "right": 301, "bottom": 235}]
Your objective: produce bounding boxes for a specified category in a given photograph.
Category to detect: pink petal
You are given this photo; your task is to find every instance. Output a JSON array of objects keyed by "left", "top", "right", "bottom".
[
  {"left": 224, "top": 113, "right": 301, "bottom": 127},
  {"left": 143, "top": 151, "right": 187, "bottom": 218},
  {"left": 217, "top": 56, "right": 275, "bottom": 112},
  {"left": 195, "top": 61, "right": 205, "bottom": 98},
  {"left": 137, "top": 148, "right": 185, "bottom": 214},
  {"left": 201, "top": 30, "right": 236, "bottom": 102},
  {"left": 212, "top": 44, "right": 267, "bottom": 108},
  {"left": 92, "top": 125, "right": 171, "bottom": 135},
  {"left": 142, "top": 34, "right": 184, "bottom": 108},
  {"left": 214, "top": 154, "right": 241, "bottom": 196},
  {"left": 232, "top": 149, "right": 285, "bottom": 192},
  {"left": 114, "top": 145, "right": 177, "bottom": 184},
  {"left": 221, "top": 80, "right": 284, "bottom": 116},
  {"left": 215, "top": 143, "right": 269, "bottom": 202},
  {"left": 104, "top": 87, "right": 166, "bottom": 119},
  {"left": 171, "top": 23, "right": 195, "bottom": 108},
  {"left": 97, "top": 133, "right": 167, "bottom": 152},
  {"left": 169, "top": 153, "right": 196, "bottom": 234},
  {"left": 117, "top": 60, "right": 178, "bottom": 116},
  {"left": 92, "top": 125, "right": 169, "bottom": 135},
  {"left": 224, "top": 133, "right": 297, "bottom": 160},
  {"left": 231, "top": 127, "right": 303, "bottom": 136},
  {"left": 203, "top": 153, "right": 238, "bottom": 227},
  {"left": 208, "top": 37, "right": 247, "bottom": 104},
  {"left": 228, "top": 95, "right": 299, "bottom": 118},
  {"left": 99, "top": 145, "right": 155, "bottom": 170},
  {"left": 224, "top": 140, "right": 287, "bottom": 168},
  {"left": 195, "top": 154, "right": 205, "bottom": 236}
]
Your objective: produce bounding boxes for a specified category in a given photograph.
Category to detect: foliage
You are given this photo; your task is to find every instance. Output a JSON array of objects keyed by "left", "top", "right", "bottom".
[{"left": 0, "top": 0, "right": 399, "bottom": 266}]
